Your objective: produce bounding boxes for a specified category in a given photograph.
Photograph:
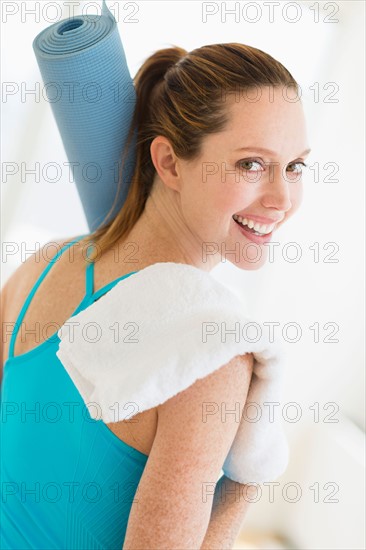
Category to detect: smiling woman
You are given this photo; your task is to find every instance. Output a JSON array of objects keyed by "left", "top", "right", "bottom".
[
  {"left": 81, "top": 44, "right": 310, "bottom": 274},
  {"left": 1, "top": 39, "right": 309, "bottom": 550}
]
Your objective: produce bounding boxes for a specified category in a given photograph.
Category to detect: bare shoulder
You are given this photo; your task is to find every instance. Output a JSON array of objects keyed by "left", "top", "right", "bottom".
[
  {"left": 0, "top": 235, "right": 82, "bottom": 371},
  {"left": 1, "top": 235, "right": 82, "bottom": 296},
  {"left": 155, "top": 352, "right": 254, "bottom": 474}
]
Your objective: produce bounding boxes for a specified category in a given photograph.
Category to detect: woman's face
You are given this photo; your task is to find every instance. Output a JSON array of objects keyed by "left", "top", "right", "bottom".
[{"left": 175, "top": 85, "right": 310, "bottom": 270}]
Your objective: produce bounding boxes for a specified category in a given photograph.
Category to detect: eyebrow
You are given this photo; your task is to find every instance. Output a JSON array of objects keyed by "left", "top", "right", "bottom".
[{"left": 234, "top": 146, "right": 312, "bottom": 157}]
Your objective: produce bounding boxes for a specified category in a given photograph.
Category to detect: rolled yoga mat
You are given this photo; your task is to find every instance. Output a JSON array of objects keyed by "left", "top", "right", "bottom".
[{"left": 33, "top": 0, "right": 137, "bottom": 231}]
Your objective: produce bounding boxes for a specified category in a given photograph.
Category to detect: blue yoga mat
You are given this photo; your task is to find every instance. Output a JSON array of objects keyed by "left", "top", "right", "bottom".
[{"left": 33, "top": 0, "right": 137, "bottom": 231}]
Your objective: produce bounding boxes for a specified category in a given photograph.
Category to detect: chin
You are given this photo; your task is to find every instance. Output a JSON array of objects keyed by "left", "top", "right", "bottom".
[
  {"left": 230, "top": 254, "right": 268, "bottom": 271},
  {"left": 223, "top": 233, "right": 270, "bottom": 270}
]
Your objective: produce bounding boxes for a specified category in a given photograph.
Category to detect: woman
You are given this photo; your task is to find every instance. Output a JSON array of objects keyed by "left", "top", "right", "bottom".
[{"left": 1, "top": 44, "right": 310, "bottom": 549}]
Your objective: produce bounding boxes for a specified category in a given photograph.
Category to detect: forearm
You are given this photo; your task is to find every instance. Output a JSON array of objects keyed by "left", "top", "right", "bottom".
[{"left": 200, "top": 474, "right": 254, "bottom": 550}]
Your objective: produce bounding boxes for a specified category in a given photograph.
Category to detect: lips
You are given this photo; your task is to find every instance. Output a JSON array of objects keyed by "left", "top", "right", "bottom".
[{"left": 233, "top": 217, "right": 273, "bottom": 244}]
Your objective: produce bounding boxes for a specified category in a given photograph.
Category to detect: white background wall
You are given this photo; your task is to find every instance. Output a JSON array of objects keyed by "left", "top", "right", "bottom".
[{"left": 1, "top": 1, "right": 365, "bottom": 548}]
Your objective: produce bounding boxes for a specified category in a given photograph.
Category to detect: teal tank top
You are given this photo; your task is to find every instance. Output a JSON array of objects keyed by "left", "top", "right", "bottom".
[{"left": 0, "top": 234, "right": 148, "bottom": 549}]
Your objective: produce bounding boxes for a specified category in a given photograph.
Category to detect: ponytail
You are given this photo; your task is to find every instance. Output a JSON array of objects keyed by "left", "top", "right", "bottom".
[{"left": 86, "top": 46, "right": 187, "bottom": 260}]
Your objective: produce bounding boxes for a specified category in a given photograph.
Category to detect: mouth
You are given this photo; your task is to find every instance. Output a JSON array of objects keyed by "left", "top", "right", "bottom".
[{"left": 232, "top": 214, "right": 277, "bottom": 244}]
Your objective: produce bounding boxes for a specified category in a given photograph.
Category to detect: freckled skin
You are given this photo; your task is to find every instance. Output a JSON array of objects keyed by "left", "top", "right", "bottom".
[{"left": 115, "top": 85, "right": 310, "bottom": 273}]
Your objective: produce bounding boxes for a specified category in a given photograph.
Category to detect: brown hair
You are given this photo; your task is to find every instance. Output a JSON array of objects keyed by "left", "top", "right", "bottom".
[{"left": 84, "top": 42, "right": 298, "bottom": 260}]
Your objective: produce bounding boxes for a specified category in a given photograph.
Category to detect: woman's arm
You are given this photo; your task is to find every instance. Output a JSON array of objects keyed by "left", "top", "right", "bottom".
[
  {"left": 122, "top": 353, "right": 254, "bottom": 549},
  {"left": 200, "top": 475, "right": 255, "bottom": 549}
]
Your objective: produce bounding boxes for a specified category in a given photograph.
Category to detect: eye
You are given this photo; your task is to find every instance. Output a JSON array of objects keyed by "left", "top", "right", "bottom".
[
  {"left": 287, "top": 162, "right": 307, "bottom": 174},
  {"left": 237, "top": 159, "right": 264, "bottom": 172}
]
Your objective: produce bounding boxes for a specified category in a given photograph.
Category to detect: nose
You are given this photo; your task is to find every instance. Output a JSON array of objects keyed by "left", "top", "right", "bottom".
[{"left": 260, "top": 168, "right": 293, "bottom": 213}]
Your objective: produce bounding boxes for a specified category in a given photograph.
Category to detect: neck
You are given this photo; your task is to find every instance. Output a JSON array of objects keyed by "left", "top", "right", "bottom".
[{"left": 113, "top": 179, "right": 219, "bottom": 273}]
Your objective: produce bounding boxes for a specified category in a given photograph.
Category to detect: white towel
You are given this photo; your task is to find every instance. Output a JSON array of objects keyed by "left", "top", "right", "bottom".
[{"left": 56, "top": 262, "right": 289, "bottom": 484}]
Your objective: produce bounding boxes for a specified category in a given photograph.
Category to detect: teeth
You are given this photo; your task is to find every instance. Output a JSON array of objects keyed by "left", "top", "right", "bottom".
[{"left": 233, "top": 214, "right": 276, "bottom": 235}]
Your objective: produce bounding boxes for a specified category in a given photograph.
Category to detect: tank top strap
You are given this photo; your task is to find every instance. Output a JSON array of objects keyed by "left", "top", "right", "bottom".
[
  {"left": 8, "top": 234, "right": 87, "bottom": 360},
  {"left": 81, "top": 241, "right": 139, "bottom": 308},
  {"left": 90, "top": 270, "right": 139, "bottom": 303},
  {"left": 85, "top": 243, "right": 95, "bottom": 298}
]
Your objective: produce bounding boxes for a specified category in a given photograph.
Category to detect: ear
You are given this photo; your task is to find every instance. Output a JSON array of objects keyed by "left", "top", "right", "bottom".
[{"left": 150, "top": 136, "right": 182, "bottom": 191}]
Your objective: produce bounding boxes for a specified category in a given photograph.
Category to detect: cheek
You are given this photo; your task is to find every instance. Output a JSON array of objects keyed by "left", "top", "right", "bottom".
[
  {"left": 179, "top": 175, "right": 226, "bottom": 235},
  {"left": 210, "top": 180, "right": 251, "bottom": 217},
  {"left": 211, "top": 193, "right": 236, "bottom": 215},
  {"left": 191, "top": 177, "right": 240, "bottom": 221}
]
